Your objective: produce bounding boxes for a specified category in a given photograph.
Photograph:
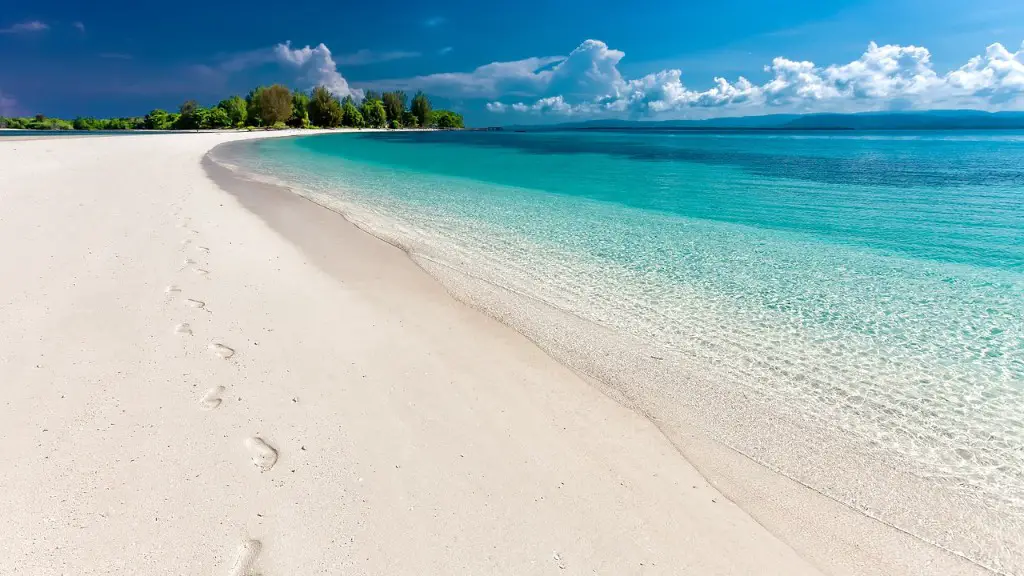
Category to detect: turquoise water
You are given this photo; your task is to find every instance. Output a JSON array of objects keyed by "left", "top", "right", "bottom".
[{"left": 217, "top": 130, "right": 1024, "bottom": 570}]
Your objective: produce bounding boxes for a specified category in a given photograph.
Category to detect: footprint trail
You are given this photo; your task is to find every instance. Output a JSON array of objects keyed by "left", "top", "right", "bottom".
[
  {"left": 208, "top": 343, "right": 235, "bottom": 359},
  {"left": 200, "top": 386, "right": 225, "bottom": 410},
  {"left": 244, "top": 437, "right": 278, "bottom": 472},
  {"left": 227, "top": 539, "right": 261, "bottom": 576}
]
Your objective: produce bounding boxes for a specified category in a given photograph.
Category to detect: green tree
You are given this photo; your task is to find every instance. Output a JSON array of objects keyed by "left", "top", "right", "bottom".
[
  {"left": 401, "top": 110, "right": 417, "bottom": 128},
  {"left": 195, "top": 107, "right": 213, "bottom": 129},
  {"left": 175, "top": 100, "right": 203, "bottom": 130},
  {"left": 144, "top": 109, "right": 172, "bottom": 130},
  {"left": 410, "top": 91, "right": 431, "bottom": 128},
  {"left": 245, "top": 87, "right": 265, "bottom": 126},
  {"left": 360, "top": 98, "right": 387, "bottom": 128},
  {"left": 288, "top": 91, "right": 311, "bottom": 128},
  {"left": 309, "top": 85, "right": 343, "bottom": 128},
  {"left": 429, "top": 110, "right": 464, "bottom": 129},
  {"left": 259, "top": 84, "right": 292, "bottom": 126},
  {"left": 73, "top": 117, "right": 99, "bottom": 130},
  {"left": 207, "top": 107, "right": 232, "bottom": 128},
  {"left": 341, "top": 101, "right": 363, "bottom": 127},
  {"left": 362, "top": 90, "right": 380, "bottom": 103},
  {"left": 120, "top": 117, "right": 145, "bottom": 130},
  {"left": 381, "top": 90, "right": 407, "bottom": 123},
  {"left": 217, "top": 96, "right": 247, "bottom": 127},
  {"left": 27, "top": 116, "right": 72, "bottom": 130}
]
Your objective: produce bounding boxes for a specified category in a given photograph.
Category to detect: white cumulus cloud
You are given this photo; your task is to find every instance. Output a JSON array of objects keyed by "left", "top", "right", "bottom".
[
  {"left": 477, "top": 39, "right": 1024, "bottom": 117},
  {"left": 273, "top": 42, "right": 363, "bottom": 99},
  {"left": 366, "top": 55, "right": 565, "bottom": 98},
  {"left": 216, "top": 41, "right": 363, "bottom": 99}
]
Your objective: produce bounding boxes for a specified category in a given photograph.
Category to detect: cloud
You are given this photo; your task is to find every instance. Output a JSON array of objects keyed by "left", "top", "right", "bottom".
[
  {"left": 0, "top": 20, "right": 49, "bottom": 34},
  {"left": 475, "top": 39, "right": 1024, "bottom": 117},
  {"left": 215, "top": 41, "right": 363, "bottom": 99},
  {"left": 333, "top": 49, "right": 420, "bottom": 66},
  {"left": 946, "top": 42, "right": 1024, "bottom": 105},
  {"left": 439, "top": 46, "right": 453, "bottom": 56},
  {"left": 272, "top": 42, "right": 362, "bottom": 99},
  {"left": 0, "top": 90, "right": 18, "bottom": 116},
  {"left": 363, "top": 55, "right": 565, "bottom": 98},
  {"left": 99, "top": 52, "right": 133, "bottom": 60},
  {"left": 73, "top": 21, "right": 85, "bottom": 32},
  {"left": 423, "top": 16, "right": 445, "bottom": 27}
]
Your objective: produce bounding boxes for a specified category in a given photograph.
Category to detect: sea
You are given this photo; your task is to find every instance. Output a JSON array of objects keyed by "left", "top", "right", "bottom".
[{"left": 212, "top": 129, "right": 1024, "bottom": 572}]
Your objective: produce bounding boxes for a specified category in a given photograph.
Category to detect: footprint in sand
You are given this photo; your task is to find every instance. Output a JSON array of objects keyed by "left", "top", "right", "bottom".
[
  {"left": 196, "top": 246, "right": 210, "bottom": 253},
  {"left": 185, "top": 298, "right": 206, "bottom": 309},
  {"left": 245, "top": 437, "right": 278, "bottom": 471},
  {"left": 193, "top": 267, "right": 210, "bottom": 276},
  {"left": 200, "top": 386, "right": 225, "bottom": 410},
  {"left": 181, "top": 238, "right": 192, "bottom": 250},
  {"left": 165, "top": 285, "right": 181, "bottom": 294},
  {"left": 227, "top": 539, "right": 261, "bottom": 576},
  {"left": 174, "top": 323, "right": 192, "bottom": 335},
  {"left": 208, "top": 343, "right": 235, "bottom": 359}
]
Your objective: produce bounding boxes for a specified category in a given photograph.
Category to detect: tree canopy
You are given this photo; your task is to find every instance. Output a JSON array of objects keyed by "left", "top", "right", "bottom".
[
  {"left": 382, "top": 91, "right": 407, "bottom": 125},
  {"left": 4, "top": 84, "right": 464, "bottom": 131},
  {"left": 361, "top": 99, "right": 387, "bottom": 128},
  {"left": 411, "top": 91, "right": 432, "bottom": 128},
  {"left": 177, "top": 100, "right": 202, "bottom": 130},
  {"left": 429, "top": 109, "right": 464, "bottom": 129},
  {"left": 218, "top": 96, "right": 247, "bottom": 127},
  {"left": 309, "top": 85, "right": 343, "bottom": 128},
  {"left": 259, "top": 84, "right": 293, "bottom": 127},
  {"left": 342, "top": 100, "right": 363, "bottom": 128},
  {"left": 289, "top": 91, "right": 310, "bottom": 128},
  {"left": 246, "top": 87, "right": 265, "bottom": 127}
]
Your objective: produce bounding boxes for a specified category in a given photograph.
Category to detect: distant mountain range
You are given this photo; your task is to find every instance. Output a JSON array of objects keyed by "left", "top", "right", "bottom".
[{"left": 506, "top": 110, "right": 1024, "bottom": 131}]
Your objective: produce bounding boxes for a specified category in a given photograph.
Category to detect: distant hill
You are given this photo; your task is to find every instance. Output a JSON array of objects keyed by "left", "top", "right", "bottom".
[
  {"left": 507, "top": 110, "right": 1024, "bottom": 131},
  {"left": 781, "top": 111, "right": 1024, "bottom": 130}
]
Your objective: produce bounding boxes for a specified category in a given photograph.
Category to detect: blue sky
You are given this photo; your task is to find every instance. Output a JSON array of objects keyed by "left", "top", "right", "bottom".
[{"left": 1, "top": 0, "right": 1023, "bottom": 124}]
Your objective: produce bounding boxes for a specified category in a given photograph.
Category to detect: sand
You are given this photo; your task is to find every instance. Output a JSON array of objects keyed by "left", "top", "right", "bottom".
[{"left": 0, "top": 131, "right": 980, "bottom": 575}]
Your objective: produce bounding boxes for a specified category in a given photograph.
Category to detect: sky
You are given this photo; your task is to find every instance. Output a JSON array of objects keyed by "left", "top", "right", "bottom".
[{"left": 1, "top": 0, "right": 1023, "bottom": 125}]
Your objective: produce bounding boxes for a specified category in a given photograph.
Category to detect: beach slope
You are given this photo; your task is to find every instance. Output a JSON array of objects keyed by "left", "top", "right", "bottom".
[{"left": 0, "top": 132, "right": 820, "bottom": 574}]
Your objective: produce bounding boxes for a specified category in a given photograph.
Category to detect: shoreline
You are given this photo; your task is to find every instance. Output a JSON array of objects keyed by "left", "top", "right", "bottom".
[
  {"left": 206, "top": 134, "right": 1007, "bottom": 575},
  {"left": 2, "top": 131, "right": 825, "bottom": 574}
]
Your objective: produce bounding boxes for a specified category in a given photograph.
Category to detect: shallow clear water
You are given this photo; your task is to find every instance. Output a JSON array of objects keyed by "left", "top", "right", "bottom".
[{"left": 218, "top": 129, "right": 1024, "bottom": 570}]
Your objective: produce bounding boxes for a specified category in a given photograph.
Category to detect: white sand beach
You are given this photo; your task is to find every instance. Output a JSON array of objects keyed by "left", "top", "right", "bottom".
[{"left": 0, "top": 132, "right": 988, "bottom": 575}]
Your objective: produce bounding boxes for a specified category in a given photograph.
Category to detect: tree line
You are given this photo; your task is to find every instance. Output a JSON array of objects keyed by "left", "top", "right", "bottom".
[{"left": 0, "top": 85, "right": 464, "bottom": 131}]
